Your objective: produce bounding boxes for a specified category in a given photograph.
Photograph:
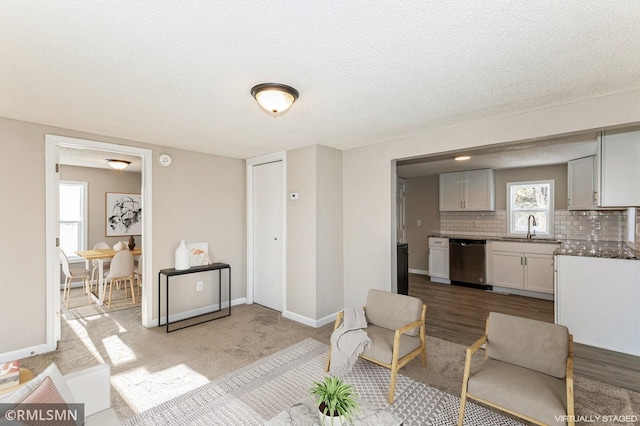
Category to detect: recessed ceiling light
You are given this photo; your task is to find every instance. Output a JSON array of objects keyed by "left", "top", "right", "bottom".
[{"left": 454, "top": 156, "right": 471, "bottom": 161}]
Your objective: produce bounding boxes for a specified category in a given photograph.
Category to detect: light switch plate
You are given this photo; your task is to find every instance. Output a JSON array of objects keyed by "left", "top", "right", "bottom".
[{"left": 290, "top": 192, "right": 299, "bottom": 200}]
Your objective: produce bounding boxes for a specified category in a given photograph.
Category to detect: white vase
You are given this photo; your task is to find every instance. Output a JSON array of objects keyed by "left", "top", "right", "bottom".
[
  {"left": 175, "top": 240, "right": 190, "bottom": 270},
  {"left": 114, "top": 241, "right": 126, "bottom": 251}
]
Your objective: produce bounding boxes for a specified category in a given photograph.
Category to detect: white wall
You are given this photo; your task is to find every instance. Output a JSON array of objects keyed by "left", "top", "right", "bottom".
[{"left": 342, "top": 88, "right": 640, "bottom": 307}]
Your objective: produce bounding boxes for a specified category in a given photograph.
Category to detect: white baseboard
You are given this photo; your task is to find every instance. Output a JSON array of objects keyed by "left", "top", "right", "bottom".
[
  {"left": 490, "top": 286, "right": 554, "bottom": 301},
  {"left": 431, "top": 277, "right": 451, "bottom": 284},
  {"left": 0, "top": 343, "right": 48, "bottom": 363},
  {"left": 283, "top": 310, "right": 337, "bottom": 328},
  {"left": 409, "top": 269, "right": 429, "bottom": 275},
  {"left": 155, "top": 297, "right": 246, "bottom": 326}
]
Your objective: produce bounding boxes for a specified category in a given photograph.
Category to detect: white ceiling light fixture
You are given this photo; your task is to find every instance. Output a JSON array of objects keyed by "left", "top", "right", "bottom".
[
  {"left": 106, "top": 159, "right": 131, "bottom": 170},
  {"left": 250, "top": 83, "right": 299, "bottom": 115},
  {"left": 454, "top": 156, "right": 471, "bottom": 161}
]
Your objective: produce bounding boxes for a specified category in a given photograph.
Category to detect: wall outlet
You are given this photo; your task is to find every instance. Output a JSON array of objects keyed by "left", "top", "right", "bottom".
[
  {"left": 197, "top": 281, "right": 203, "bottom": 292},
  {"left": 417, "top": 220, "right": 422, "bottom": 226}
]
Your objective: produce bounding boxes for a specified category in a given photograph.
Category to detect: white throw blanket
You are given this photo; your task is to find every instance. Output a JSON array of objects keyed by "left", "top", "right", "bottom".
[{"left": 329, "top": 308, "right": 372, "bottom": 376}]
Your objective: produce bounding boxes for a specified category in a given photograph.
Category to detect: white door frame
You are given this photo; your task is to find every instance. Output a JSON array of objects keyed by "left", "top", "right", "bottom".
[
  {"left": 45, "top": 135, "right": 154, "bottom": 352},
  {"left": 245, "top": 151, "right": 286, "bottom": 311}
]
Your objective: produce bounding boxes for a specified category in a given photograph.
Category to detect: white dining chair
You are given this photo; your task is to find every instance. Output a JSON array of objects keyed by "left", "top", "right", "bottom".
[
  {"left": 105, "top": 250, "right": 135, "bottom": 307},
  {"left": 60, "top": 248, "right": 91, "bottom": 308},
  {"left": 133, "top": 253, "right": 143, "bottom": 299}
]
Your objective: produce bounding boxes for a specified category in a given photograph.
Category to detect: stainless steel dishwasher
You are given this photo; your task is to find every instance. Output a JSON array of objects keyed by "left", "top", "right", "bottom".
[{"left": 449, "top": 238, "right": 487, "bottom": 287}]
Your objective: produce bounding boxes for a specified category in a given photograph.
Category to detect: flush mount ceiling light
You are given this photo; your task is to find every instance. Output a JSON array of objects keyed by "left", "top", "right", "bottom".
[
  {"left": 250, "top": 83, "right": 299, "bottom": 115},
  {"left": 454, "top": 156, "right": 471, "bottom": 161},
  {"left": 106, "top": 159, "right": 131, "bottom": 170}
]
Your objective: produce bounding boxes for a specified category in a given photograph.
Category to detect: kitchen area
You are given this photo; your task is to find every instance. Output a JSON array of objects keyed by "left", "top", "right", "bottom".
[{"left": 397, "top": 126, "right": 640, "bottom": 357}]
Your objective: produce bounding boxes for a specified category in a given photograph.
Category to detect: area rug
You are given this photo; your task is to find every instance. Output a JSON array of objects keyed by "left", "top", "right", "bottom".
[{"left": 123, "top": 338, "right": 524, "bottom": 426}]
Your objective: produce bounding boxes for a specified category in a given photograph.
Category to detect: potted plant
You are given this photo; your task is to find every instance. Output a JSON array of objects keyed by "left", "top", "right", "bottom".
[{"left": 310, "top": 376, "right": 359, "bottom": 425}]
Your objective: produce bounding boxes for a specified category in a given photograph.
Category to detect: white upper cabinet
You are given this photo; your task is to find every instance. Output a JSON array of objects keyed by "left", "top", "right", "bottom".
[
  {"left": 439, "top": 169, "right": 495, "bottom": 211},
  {"left": 597, "top": 127, "right": 640, "bottom": 207},
  {"left": 567, "top": 156, "right": 596, "bottom": 210}
]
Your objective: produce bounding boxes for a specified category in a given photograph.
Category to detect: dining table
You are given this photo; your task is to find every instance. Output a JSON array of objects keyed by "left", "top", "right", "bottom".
[{"left": 75, "top": 247, "right": 142, "bottom": 305}]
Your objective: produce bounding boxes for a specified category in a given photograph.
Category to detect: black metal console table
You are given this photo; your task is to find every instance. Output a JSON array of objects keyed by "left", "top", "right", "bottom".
[{"left": 158, "top": 263, "right": 231, "bottom": 333}]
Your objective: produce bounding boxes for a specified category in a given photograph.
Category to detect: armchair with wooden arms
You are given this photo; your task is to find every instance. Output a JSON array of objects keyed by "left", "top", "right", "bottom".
[
  {"left": 326, "top": 289, "right": 427, "bottom": 403},
  {"left": 458, "top": 312, "right": 574, "bottom": 426}
]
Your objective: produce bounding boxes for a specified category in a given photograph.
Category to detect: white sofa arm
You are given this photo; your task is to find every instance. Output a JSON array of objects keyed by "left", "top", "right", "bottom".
[{"left": 63, "top": 364, "right": 111, "bottom": 417}]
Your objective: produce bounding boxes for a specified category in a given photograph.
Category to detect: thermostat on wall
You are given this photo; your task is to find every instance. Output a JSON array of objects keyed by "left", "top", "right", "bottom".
[{"left": 158, "top": 154, "right": 172, "bottom": 167}]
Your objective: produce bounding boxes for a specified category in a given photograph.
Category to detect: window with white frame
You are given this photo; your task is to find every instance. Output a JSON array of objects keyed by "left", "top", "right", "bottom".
[
  {"left": 59, "top": 181, "right": 88, "bottom": 260},
  {"left": 507, "top": 180, "right": 554, "bottom": 238}
]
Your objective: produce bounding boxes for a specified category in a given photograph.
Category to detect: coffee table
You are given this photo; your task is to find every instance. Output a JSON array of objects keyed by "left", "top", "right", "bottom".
[{"left": 265, "top": 396, "right": 402, "bottom": 425}]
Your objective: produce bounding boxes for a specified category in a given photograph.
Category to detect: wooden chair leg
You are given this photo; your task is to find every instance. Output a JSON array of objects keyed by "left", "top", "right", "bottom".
[
  {"left": 129, "top": 277, "right": 136, "bottom": 304},
  {"left": 107, "top": 279, "right": 114, "bottom": 307},
  {"left": 85, "top": 278, "right": 92, "bottom": 304},
  {"left": 388, "top": 363, "right": 399, "bottom": 404},
  {"left": 458, "top": 392, "right": 467, "bottom": 426},
  {"left": 64, "top": 277, "right": 71, "bottom": 308}
]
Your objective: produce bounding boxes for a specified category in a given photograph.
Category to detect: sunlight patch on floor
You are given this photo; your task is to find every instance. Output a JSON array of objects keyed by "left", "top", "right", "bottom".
[
  {"left": 102, "top": 335, "right": 137, "bottom": 365},
  {"left": 65, "top": 317, "right": 105, "bottom": 364},
  {"left": 111, "top": 365, "right": 210, "bottom": 413}
]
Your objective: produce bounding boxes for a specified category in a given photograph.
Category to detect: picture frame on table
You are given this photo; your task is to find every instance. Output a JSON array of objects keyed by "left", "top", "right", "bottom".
[
  {"left": 106, "top": 192, "right": 142, "bottom": 237},
  {"left": 188, "top": 242, "right": 212, "bottom": 266}
]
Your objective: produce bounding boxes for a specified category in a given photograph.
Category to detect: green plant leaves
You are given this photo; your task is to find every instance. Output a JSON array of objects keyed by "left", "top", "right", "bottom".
[{"left": 310, "top": 376, "right": 360, "bottom": 423}]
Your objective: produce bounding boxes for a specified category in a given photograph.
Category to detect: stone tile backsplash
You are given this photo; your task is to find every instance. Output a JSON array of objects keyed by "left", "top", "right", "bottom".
[{"left": 440, "top": 209, "right": 628, "bottom": 242}]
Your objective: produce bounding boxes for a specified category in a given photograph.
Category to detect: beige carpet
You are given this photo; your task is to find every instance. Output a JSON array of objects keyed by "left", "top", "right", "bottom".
[
  {"left": 61, "top": 285, "right": 140, "bottom": 319},
  {"left": 21, "top": 304, "right": 640, "bottom": 425}
]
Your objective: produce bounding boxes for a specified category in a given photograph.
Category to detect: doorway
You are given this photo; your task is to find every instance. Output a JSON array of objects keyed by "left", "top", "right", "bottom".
[
  {"left": 246, "top": 152, "right": 286, "bottom": 312},
  {"left": 45, "top": 135, "right": 153, "bottom": 352}
]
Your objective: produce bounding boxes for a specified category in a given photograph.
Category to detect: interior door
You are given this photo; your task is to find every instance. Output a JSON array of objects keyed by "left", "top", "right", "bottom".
[{"left": 252, "top": 161, "right": 284, "bottom": 311}]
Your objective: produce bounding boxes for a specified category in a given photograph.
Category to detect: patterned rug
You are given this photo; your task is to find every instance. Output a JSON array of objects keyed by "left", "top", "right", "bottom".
[{"left": 123, "top": 338, "right": 525, "bottom": 426}]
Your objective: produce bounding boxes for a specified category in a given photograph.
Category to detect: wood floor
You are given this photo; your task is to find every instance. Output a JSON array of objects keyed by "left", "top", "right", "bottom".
[{"left": 408, "top": 273, "right": 640, "bottom": 393}]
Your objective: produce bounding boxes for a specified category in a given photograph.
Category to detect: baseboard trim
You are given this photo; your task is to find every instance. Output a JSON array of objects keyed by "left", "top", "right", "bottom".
[
  {"left": 409, "top": 269, "right": 429, "bottom": 275},
  {"left": 490, "top": 286, "right": 554, "bottom": 301},
  {"left": 282, "top": 310, "right": 336, "bottom": 328},
  {"left": 154, "top": 297, "right": 247, "bottom": 326},
  {"left": 0, "top": 343, "right": 48, "bottom": 363}
]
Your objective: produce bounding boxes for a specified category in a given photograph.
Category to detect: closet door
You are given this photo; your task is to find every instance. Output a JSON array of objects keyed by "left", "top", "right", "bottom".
[{"left": 252, "top": 161, "right": 284, "bottom": 311}]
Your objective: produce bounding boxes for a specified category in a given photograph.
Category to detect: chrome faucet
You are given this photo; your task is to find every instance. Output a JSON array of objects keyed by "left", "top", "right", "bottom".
[{"left": 527, "top": 215, "right": 537, "bottom": 238}]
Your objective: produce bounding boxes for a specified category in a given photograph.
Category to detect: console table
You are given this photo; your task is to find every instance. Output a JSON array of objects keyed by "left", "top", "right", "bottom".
[{"left": 158, "top": 263, "right": 231, "bottom": 333}]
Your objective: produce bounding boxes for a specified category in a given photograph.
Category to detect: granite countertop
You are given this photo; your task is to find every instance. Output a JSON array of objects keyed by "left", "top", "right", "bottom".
[
  {"left": 429, "top": 233, "right": 561, "bottom": 244},
  {"left": 554, "top": 242, "right": 640, "bottom": 260},
  {"left": 429, "top": 233, "right": 640, "bottom": 259}
]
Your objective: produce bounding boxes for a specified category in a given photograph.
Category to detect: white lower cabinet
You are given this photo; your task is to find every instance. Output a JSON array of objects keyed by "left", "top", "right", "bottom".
[
  {"left": 489, "top": 241, "right": 558, "bottom": 295},
  {"left": 428, "top": 237, "right": 450, "bottom": 284}
]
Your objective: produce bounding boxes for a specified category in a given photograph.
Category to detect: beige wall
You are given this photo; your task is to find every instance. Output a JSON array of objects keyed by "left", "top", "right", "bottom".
[
  {"left": 494, "top": 164, "right": 568, "bottom": 210},
  {"left": 0, "top": 116, "right": 245, "bottom": 355},
  {"left": 405, "top": 175, "right": 439, "bottom": 271},
  {"left": 343, "top": 88, "right": 640, "bottom": 308},
  {"left": 315, "top": 145, "right": 343, "bottom": 319},
  {"left": 60, "top": 165, "right": 142, "bottom": 251},
  {"left": 285, "top": 145, "right": 344, "bottom": 322},
  {"left": 286, "top": 146, "right": 318, "bottom": 319}
]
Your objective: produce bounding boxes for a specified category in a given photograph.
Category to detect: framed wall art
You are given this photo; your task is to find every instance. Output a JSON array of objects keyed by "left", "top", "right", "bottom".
[
  {"left": 187, "top": 242, "right": 211, "bottom": 266},
  {"left": 106, "top": 192, "right": 142, "bottom": 236}
]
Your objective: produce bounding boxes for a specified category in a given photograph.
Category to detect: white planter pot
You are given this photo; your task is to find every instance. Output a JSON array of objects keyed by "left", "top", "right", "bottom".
[{"left": 318, "top": 410, "right": 345, "bottom": 426}]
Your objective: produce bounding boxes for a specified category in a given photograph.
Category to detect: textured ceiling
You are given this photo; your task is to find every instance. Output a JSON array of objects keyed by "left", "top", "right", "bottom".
[{"left": 1, "top": 1, "right": 640, "bottom": 159}]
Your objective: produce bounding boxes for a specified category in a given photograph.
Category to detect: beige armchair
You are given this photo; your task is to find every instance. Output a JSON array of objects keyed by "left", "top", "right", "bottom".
[
  {"left": 458, "top": 312, "right": 574, "bottom": 426},
  {"left": 326, "top": 289, "right": 427, "bottom": 403}
]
